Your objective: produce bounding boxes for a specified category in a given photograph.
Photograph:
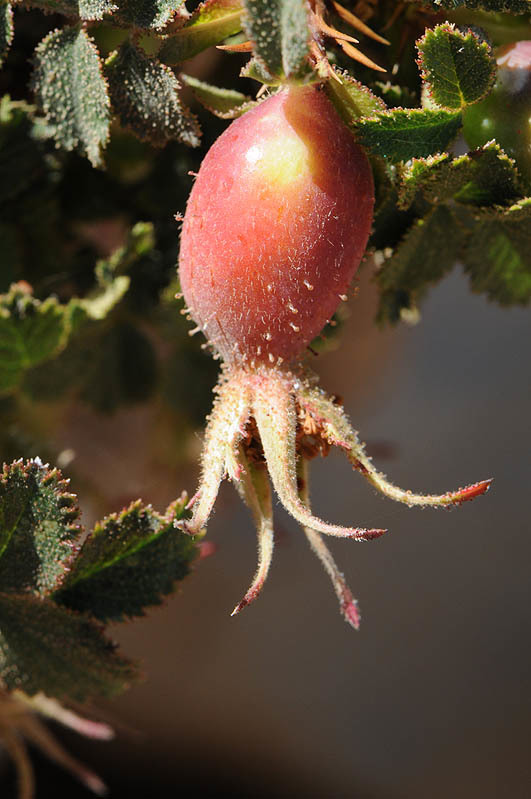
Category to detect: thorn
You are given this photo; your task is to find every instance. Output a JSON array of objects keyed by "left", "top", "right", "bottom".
[
  {"left": 188, "top": 326, "right": 201, "bottom": 337},
  {"left": 289, "top": 323, "right": 300, "bottom": 332},
  {"left": 174, "top": 292, "right": 183, "bottom": 300},
  {"left": 174, "top": 213, "right": 184, "bottom": 222},
  {"left": 287, "top": 302, "right": 299, "bottom": 314},
  {"left": 217, "top": 41, "right": 253, "bottom": 52},
  {"left": 338, "top": 294, "right": 348, "bottom": 301},
  {"left": 311, "top": 9, "right": 359, "bottom": 44},
  {"left": 303, "top": 280, "right": 314, "bottom": 291},
  {"left": 339, "top": 40, "right": 387, "bottom": 72},
  {"left": 263, "top": 332, "right": 272, "bottom": 341},
  {"left": 331, "top": 1, "right": 390, "bottom": 45},
  {"left": 188, "top": 170, "right": 198, "bottom": 178},
  {"left": 268, "top": 353, "right": 275, "bottom": 363}
]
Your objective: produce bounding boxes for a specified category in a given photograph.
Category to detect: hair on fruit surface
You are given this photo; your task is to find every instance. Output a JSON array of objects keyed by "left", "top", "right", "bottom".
[{"left": 177, "top": 83, "right": 491, "bottom": 629}]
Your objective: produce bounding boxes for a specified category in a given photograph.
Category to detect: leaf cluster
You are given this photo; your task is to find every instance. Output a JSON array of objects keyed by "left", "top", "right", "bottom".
[
  {"left": 0, "top": 457, "right": 198, "bottom": 701},
  {"left": 348, "top": 22, "right": 531, "bottom": 321}
]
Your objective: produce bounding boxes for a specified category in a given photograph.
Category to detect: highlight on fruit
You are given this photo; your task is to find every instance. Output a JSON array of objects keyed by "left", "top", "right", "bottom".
[{"left": 176, "top": 83, "right": 491, "bottom": 629}]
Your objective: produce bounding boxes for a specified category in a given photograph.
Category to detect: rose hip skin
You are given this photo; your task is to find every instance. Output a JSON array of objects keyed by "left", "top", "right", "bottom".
[{"left": 179, "top": 85, "right": 374, "bottom": 365}]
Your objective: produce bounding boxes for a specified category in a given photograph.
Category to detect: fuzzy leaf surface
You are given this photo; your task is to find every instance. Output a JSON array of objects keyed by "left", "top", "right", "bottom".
[
  {"left": 377, "top": 205, "right": 466, "bottom": 322},
  {"left": 461, "top": 199, "right": 531, "bottom": 304},
  {"left": 56, "top": 498, "right": 198, "bottom": 621},
  {"left": 159, "top": 0, "right": 243, "bottom": 64},
  {"left": 242, "top": 0, "right": 311, "bottom": 81},
  {"left": 398, "top": 142, "right": 520, "bottom": 210},
  {"left": 355, "top": 108, "right": 462, "bottom": 163},
  {"left": 21, "top": 0, "right": 117, "bottom": 19},
  {"left": 114, "top": 0, "right": 187, "bottom": 30},
  {"left": 417, "top": 24, "right": 496, "bottom": 110},
  {"left": 0, "top": 460, "right": 79, "bottom": 595},
  {"left": 427, "top": 1, "right": 529, "bottom": 12},
  {"left": 0, "top": 592, "right": 138, "bottom": 700},
  {"left": 106, "top": 42, "right": 200, "bottom": 147},
  {"left": 0, "top": 286, "right": 68, "bottom": 393},
  {"left": 31, "top": 27, "right": 110, "bottom": 166},
  {"left": 0, "top": 3, "right": 13, "bottom": 66},
  {"left": 180, "top": 74, "right": 256, "bottom": 117},
  {"left": 325, "top": 66, "right": 386, "bottom": 125}
]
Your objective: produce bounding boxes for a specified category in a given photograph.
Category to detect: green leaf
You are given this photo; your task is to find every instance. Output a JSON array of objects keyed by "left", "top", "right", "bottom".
[
  {"left": 0, "top": 286, "right": 68, "bottom": 394},
  {"left": 113, "top": 0, "right": 187, "bottom": 30},
  {"left": 106, "top": 42, "right": 200, "bottom": 147},
  {"left": 428, "top": 1, "right": 529, "bottom": 12},
  {"left": 0, "top": 592, "right": 138, "bottom": 700},
  {"left": 31, "top": 28, "right": 110, "bottom": 167},
  {"left": 0, "top": 460, "right": 79, "bottom": 595},
  {"left": 325, "top": 66, "right": 386, "bottom": 125},
  {"left": 159, "top": 0, "right": 243, "bottom": 65},
  {"left": 417, "top": 24, "right": 496, "bottom": 111},
  {"left": 461, "top": 198, "right": 531, "bottom": 304},
  {"left": 242, "top": 0, "right": 311, "bottom": 81},
  {"left": 0, "top": 3, "right": 13, "bottom": 67},
  {"left": 56, "top": 497, "right": 198, "bottom": 621},
  {"left": 377, "top": 205, "right": 466, "bottom": 323},
  {"left": 21, "top": 0, "right": 117, "bottom": 19},
  {"left": 354, "top": 108, "right": 462, "bottom": 164},
  {"left": 78, "top": 0, "right": 117, "bottom": 19},
  {"left": 398, "top": 142, "right": 520, "bottom": 210},
  {"left": 180, "top": 73, "right": 256, "bottom": 118},
  {"left": 94, "top": 221, "right": 155, "bottom": 283}
]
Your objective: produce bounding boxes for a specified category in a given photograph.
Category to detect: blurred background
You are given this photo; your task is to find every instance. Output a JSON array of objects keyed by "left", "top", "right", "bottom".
[{"left": 4, "top": 266, "right": 530, "bottom": 799}]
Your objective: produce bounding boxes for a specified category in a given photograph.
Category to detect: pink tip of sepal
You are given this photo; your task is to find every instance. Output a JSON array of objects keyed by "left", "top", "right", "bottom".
[
  {"left": 349, "top": 528, "right": 387, "bottom": 541},
  {"left": 341, "top": 593, "right": 361, "bottom": 630},
  {"left": 449, "top": 478, "right": 493, "bottom": 505}
]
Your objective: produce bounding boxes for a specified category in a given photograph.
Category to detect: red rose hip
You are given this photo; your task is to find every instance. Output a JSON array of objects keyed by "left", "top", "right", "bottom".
[{"left": 179, "top": 84, "right": 374, "bottom": 365}]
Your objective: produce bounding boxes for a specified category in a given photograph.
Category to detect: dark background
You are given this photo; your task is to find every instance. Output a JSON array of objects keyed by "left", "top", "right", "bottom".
[{"left": 3, "top": 265, "right": 529, "bottom": 799}]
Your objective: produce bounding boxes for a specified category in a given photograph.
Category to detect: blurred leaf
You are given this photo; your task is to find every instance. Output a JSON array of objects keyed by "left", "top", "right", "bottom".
[
  {"left": 0, "top": 592, "right": 138, "bottom": 700},
  {"left": 94, "top": 221, "right": 155, "bottom": 283},
  {"left": 159, "top": 0, "right": 243, "bottom": 64},
  {"left": 106, "top": 42, "right": 200, "bottom": 147},
  {"left": 0, "top": 2, "right": 13, "bottom": 67},
  {"left": 377, "top": 205, "right": 465, "bottom": 323},
  {"left": 325, "top": 66, "right": 386, "bottom": 125},
  {"left": 0, "top": 98, "right": 51, "bottom": 207},
  {"left": 461, "top": 198, "right": 531, "bottom": 304},
  {"left": 181, "top": 73, "right": 256, "bottom": 117},
  {"left": 70, "top": 276, "right": 130, "bottom": 327},
  {"left": 0, "top": 460, "right": 79, "bottom": 595},
  {"left": 31, "top": 27, "right": 110, "bottom": 167},
  {"left": 398, "top": 142, "right": 520, "bottom": 210},
  {"left": 427, "top": 0, "right": 529, "bottom": 12},
  {"left": 355, "top": 108, "right": 462, "bottom": 163},
  {"left": 80, "top": 321, "right": 157, "bottom": 412},
  {"left": 114, "top": 0, "right": 187, "bottom": 30},
  {"left": 242, "top": 0, "right": 311, "bottom": 81},
  {"left": 57, "top": 497, "right": 198, "bottom": 621},
  {"left": 0, "top": 286, "right": 68, "bottom": 394},
  {"left": 417, "top": 24, "right": 496, "bottom": 110}
]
